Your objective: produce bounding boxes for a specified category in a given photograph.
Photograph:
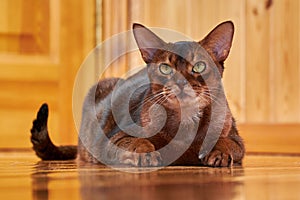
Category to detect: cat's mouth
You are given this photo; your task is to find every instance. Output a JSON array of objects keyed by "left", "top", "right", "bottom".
[
  {"left": 164, "top": 89, "right": 209, "bottom": 110},
  {"left": 167, "top": 92, "right": 198, "bottom": 107},
  {"left": 176, "top": 91, "right": 190, "bottom": 99},
  {"left": 166, "top": 85, "right": 198, "bottom": 105}
]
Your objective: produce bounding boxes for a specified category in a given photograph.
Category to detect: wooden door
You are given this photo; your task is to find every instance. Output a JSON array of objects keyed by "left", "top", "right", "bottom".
[{"left": 0, "top": 0, "right": 95, "bottom": 148}]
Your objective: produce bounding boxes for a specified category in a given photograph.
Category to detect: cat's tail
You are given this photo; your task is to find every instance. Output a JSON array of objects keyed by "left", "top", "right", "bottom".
[{"left": 30, "top": 104, "right": 77, "bottom": 160}]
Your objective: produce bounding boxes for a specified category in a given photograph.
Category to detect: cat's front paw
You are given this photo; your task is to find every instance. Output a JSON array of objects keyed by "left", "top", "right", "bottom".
[
  {"left": 118, "top": 139, "right": 162, "bottom": 167},
  {"left": 200, "top": 150, "right": 233, "bottom": 167},
  {"left": 120, "top": 151, "right": 162, "bottom": 167}
]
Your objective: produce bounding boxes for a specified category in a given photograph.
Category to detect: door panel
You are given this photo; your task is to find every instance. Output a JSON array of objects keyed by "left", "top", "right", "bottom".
[{"left": 0, "top": 0, "right": 95, "bottom": 147}]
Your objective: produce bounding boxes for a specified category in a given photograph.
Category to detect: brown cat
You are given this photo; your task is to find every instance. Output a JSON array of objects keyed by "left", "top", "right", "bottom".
[{"left": 30, "top": 21, "right": 244, "bottom": 167}]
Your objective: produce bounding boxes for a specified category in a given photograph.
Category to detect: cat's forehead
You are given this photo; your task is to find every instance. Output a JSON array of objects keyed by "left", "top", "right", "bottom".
[
  {"left": 164, "top": 41, "right": 208, "bottom": 62},
  {"left": 172, "top": 41, "right": 199, "bottom": 50}
]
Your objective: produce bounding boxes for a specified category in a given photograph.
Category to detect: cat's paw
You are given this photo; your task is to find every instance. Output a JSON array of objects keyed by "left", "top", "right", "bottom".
[
  {"left": 118, "top": 139, "right": 162, "bottom": 167},
  {"left": 200, "top": 150, "right": 233, "bottom": 167},
  {"left": 120, "top": 151, "right": 162, "bottom": 167}
]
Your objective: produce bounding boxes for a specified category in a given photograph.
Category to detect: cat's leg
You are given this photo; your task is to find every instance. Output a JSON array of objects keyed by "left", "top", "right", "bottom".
[
  {"left": 106, "top": 131, "right": 162, "bottom": 167},
  {"left": 200, "top": 134, "right": 244, "bottom": 167},
  {"left": 30, "top": 104, "right": 77, "bottom": 160}
]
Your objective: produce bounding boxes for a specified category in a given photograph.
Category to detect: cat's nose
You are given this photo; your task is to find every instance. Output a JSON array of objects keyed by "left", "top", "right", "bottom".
[{"left": 176, "top": 78, "right": 188, "bottom": 89}]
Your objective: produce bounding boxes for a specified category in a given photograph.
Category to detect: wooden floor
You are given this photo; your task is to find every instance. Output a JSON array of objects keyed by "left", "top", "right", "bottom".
[{"left": 1, "top": 150, "right": 300, "bottom": 200}]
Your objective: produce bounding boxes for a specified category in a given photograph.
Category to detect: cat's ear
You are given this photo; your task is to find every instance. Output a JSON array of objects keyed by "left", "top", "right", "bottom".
[
  {"left": 199, "top": 21, "right": 234, "bottom": 64},
  {"left": 133, "top": 23, "right": 166, "bottom": 63}
]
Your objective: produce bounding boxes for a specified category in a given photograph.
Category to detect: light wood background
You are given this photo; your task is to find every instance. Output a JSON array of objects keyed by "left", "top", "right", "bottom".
[
  {"left": 0, "top": 0, "right": 95, "bottom": 147},
  {"left": 1, "top": 0, "right": 299, "bottom": 154}
]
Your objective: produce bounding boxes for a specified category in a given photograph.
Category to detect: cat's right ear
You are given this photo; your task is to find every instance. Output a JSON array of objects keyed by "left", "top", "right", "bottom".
[
  {"left": 133, "top": 23, "right": 166, "bottom": 64},
  {"left": 199, "top": 21, "right": 234, "bottom": 65}
]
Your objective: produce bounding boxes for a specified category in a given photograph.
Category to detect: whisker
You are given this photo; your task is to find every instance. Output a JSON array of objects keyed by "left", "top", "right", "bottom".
[
  {"left": 130, "top": 90, "right": 171, "bottom": 116},
  {"left": 130, "top": 90, "right": 165, "bottom": 110},
  {"left": 202, "top": 91, "right": 225, "bottom": 106}
]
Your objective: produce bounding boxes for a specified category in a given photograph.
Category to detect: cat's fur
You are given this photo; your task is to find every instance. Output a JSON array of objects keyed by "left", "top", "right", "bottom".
[{"left": 31, "top": 21, "right": 245, "bottom": 167}]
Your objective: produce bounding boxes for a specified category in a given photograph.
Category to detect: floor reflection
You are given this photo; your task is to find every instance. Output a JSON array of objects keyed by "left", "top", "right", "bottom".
[
  {"left": 79, "top": 166, "right": 244, "bottom": 200},
  {"left": 32, "top": 171, "right": 48, "bottom": 200},
  {"left": 2, "top": 152, "right": 300, "bottom": 200},
  {"left": 31, "top": 161, "right": 245, "bottom": 200},
  {"left": 31, "top": 160, "right": 79, "bottom": 200}
]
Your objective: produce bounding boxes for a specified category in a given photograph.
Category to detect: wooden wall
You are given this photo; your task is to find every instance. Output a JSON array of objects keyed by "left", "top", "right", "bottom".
[{"left": 1, "top": 0, "right": 299, "bottom": 154}]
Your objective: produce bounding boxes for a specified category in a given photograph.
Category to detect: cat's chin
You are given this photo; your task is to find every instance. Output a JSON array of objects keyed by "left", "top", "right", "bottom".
[
  {"left": 163, "top": 97, "right": 202, "bottom": 120},
  {"left": 166, "top": 96, "right": 199, "bottom": 109}
]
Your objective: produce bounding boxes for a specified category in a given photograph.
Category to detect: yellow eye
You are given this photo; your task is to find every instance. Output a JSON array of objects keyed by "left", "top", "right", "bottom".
[
  {"left": 159, "top": 63, "right": 173, "bottom": 75},
  {"left": 193, "top": 61, "right": 206, "bottom": 73}
]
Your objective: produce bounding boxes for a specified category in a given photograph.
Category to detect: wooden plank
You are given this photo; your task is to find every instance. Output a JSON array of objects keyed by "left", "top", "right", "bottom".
[
  {"left": 239, "top": 124, "right": 300, "bottom": 154},
  {"left": 0, "top": 0, "right": 50, "bottom": 54},
  {"left": 101, "top": 0, "right": 129, "bottom": 78},
  {"left": 0, "top": 81, "right": 59, "bottom": 109},
  {"left": 0, "top": 0, "right": 23, "bottom": 34},
  {"left": 0, "top": 64, "right": 59, "bottom": 82},
  {"left": 49, "top": 0, "right": 60, "bottom": 62},
  {"left": 245, "top": 0, "right": 271, "bottom": 122},
  {"left": 26, "top": 0, "right": 50, "bottom": 55},
  {"left": 270, "top": 0, "right": 300, "bottom": 122},
  {"left": 58, "top": 0, "right": 95, "bottom": 144}
]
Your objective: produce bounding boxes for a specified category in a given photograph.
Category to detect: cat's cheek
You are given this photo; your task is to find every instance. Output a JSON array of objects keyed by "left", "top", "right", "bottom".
[{"left": 197, "top": 98, "right": 209, "bottom": 109}]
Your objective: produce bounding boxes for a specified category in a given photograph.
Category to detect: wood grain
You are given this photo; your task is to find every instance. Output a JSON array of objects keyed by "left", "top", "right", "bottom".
[
  {"left": 0, "top": 0, "right": 95, "bottom": 147},
  {"left": 239, "top": 124, "right": 300, "bottom": 154},
  {"left": 0, "top": 0, "right": 50, "bottom": 54},
  {"left": 245, "top": 0, "right": 271, "bottom": 122},
  {"left": 271, "top": 0, "right": 300, "bottom": 122},
  {"left": 2, "top": 151, "right": 300, "bottom": 200}
]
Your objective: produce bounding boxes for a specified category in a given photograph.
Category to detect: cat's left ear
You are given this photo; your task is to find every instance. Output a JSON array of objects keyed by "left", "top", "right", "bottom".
[
  {"left": 199, "top": 21, "right": 234, "bottom": 65},
  {"left": 133, "top": 23, "right": 166, "bottom": 63}
]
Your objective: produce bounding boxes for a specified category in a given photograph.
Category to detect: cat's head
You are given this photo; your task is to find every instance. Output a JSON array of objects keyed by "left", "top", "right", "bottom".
[{"left": 132, "top": 22, "right": 234, "bottom": 111}]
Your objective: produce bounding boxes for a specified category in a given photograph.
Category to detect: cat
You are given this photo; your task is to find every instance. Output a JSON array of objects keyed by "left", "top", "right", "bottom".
[{"left": 30, "top": 21, "right": 245, "bottom": 167}]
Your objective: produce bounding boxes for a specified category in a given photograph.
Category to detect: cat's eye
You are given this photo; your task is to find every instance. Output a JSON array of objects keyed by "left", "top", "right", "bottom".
[
  {"left": 192, "top": 61, "right": 206, "bottom": 73},
  {"left": 159, "top": 63, "right": 173, "bottom": 75}
]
